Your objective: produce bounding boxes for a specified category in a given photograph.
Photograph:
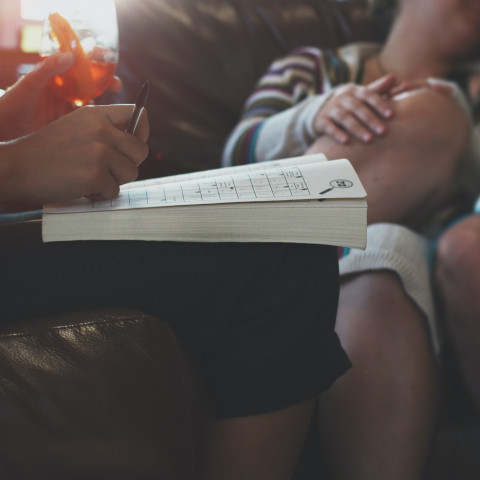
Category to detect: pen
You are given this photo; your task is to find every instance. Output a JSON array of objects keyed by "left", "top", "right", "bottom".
[{"left": 125, "top": 80, "right": 149, "bottom": 135}]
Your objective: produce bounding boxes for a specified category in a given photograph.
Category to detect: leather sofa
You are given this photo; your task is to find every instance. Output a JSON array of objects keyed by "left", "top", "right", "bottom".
[{"left": 0, "top": 0, "right": 479, "bottom": 479}]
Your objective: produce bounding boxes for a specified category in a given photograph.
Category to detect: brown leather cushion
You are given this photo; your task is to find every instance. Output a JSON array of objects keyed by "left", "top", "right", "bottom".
[{"left": 0, "top": 309, "right": 208, "bottom": 480}]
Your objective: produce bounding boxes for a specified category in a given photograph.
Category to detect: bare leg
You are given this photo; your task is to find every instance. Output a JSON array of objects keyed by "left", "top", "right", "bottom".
[
  {"left": 306, "top": 87, "right": 462, "bottom": 479},
  {"left": 434, "top": 214, "right": 480, "bottom": 412},
  {"left": 306, "top": 88, "right": 470, "bottom": 229},
  {"left": 204, "top": 398, "right": 315, "bottom": 480},
  {"left": 318, "top": 271, "right": 439, "bottom": 480}
]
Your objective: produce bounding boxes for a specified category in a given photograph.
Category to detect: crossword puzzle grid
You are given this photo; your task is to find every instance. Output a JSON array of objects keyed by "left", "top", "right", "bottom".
[{"left": 93, "top": 167, "right": 311, "bottom": 208}]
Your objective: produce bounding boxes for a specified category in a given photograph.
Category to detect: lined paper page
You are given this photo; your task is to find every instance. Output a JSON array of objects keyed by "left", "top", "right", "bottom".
[
  {"left": 120, "top": 153, "right": 328, "bottom": 190},
  {"left": 44, "top": 156, "right": 366, "bottom": 213}
]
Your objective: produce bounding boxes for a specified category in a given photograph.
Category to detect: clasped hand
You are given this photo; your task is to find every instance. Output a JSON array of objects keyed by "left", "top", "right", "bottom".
[{"left": 314, "top": 73, "right": 454, "bottom": 144}]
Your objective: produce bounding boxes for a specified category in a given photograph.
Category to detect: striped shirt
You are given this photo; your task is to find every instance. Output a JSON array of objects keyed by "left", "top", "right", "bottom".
[{"left": 222, "top": 43, "right": 379, "bottom": 166}]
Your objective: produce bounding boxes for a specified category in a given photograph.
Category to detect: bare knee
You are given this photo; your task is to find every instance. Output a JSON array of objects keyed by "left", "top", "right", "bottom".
[
  {"left": 308, "top": 87, "right": 470, "bottom": 157},
  {"left": 435, "top": 214, "right": 480, "bottom": 282},
  {"left": 339, "top": 270, "right": 421, "bottom": 320},
  {"left": 340, "top": 270, "right": 404, "bottom": 301},
  {"left": 307, "top": 87, "right": 472, "bottom": 226},
  {"left": 391, "top": 87, "right": 470, "bottom": 158},
  {"left": 338, "top": 270, "right": 434, "bottom": 359}
]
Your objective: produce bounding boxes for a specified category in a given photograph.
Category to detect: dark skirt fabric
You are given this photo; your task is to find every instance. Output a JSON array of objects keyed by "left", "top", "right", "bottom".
[{"left": 0, "top": 239, "right": 350, "bottom": 418}]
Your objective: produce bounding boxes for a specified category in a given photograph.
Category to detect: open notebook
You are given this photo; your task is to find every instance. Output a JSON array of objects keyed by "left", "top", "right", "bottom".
[{"left": 42, "top": 153, "right": 367, "bottom": 248}]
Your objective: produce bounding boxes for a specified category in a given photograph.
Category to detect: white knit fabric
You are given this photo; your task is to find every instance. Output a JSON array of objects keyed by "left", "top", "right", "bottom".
[{"left": 339, "top": 223, "right": 441, "bottom": 355}]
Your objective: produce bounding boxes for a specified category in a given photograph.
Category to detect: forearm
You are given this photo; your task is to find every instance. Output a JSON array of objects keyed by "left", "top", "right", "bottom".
[
  {"left": 0, "top": 100, "right": 15, "bottom": 142},
  {"left": 222, "top": 94, "right": 331, "bottom": 166},
  {"left": 0, "top": 89, "right": 26, "bottom": 141},
  {"left": 0, "top": 141, "right": 27, "bottom": 204},
  {"left": 254, "top": 95, "right": 331, "bottom": 162}
]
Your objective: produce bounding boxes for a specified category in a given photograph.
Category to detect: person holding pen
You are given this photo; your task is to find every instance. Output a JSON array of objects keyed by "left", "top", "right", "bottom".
[
  {"left": 0, "top": 52, "right": 148, "bottom": 205},
  {"left": 0, "top": 53, "right": 350, "bottom": 479}
]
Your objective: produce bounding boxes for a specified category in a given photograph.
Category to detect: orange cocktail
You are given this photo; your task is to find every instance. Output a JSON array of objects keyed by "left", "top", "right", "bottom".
[
  {"left": 41, "top": 2, "right": 119, "bottom": 106},
  {"left": 48, "top": 49, "right": 118, "bottom": 106}
]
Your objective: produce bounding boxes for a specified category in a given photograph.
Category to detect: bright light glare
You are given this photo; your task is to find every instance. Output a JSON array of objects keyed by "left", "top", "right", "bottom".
[
  {"left": 21, "top": 0, "right": 53, "bottom": 21},
  {"left": 21, "top": 0, "right": 114, "bottom": 21}
]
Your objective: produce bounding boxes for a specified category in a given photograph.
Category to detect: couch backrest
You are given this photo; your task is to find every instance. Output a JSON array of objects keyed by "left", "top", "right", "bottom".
[{"left": 103, "top": 0, "right": 377, "bottom": 177}]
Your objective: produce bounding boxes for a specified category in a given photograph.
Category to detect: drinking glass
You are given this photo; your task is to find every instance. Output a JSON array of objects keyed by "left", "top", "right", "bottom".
[{"left": 40, "top": 0, "right": 119, "bottom": 106}]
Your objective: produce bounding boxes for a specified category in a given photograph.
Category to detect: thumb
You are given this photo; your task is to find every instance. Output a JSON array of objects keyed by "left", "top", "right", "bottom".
[
  {"left": 367, "top": 73, "right": 397, "bottom": 94},
  {"left": 21, "top": 52, "right": 74, "bottom": 90},
  {"left": 102, "top": 104, "right": 150, "bottom": 141},
  {"left": 102, "top": 104, "right": 137, "bottom": 128}
]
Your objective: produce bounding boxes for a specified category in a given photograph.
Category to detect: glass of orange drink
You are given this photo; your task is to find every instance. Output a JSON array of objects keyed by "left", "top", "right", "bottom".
[{"left": 40, "top": 0, "right": 119, "bottom": 107}]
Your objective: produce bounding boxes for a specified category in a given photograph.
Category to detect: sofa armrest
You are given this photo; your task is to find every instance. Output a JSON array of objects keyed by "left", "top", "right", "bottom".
[{"left": 0, "top": 308, "right": 208, "bottom": 480}]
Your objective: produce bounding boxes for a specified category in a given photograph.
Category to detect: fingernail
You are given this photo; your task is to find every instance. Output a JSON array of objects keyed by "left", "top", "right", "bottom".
[
  {"left": 383, "top": 109, "right": 392, "bottom": 117},
  {"left": 57, "top": 52, "right": 74, "bottom": 69},
  {"left": 363, "top": 133, "right": 372, "bottom": 142},
  {"left": 376, "top": 125, "right": 385, "bottom": 134}
]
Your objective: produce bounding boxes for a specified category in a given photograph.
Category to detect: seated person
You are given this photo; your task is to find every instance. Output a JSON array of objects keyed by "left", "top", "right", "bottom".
[
  {"left": 433, "top": 70, "right": 480, "bottom": 419},
  {"left": 222, "top": 0, "right": 480, "bottom": 478},
  {"left": 0, "top": 53, "right": 350, "bottom": 479},
  {"left": 434, "top": 210, "right": 480, "bottom": 414}
]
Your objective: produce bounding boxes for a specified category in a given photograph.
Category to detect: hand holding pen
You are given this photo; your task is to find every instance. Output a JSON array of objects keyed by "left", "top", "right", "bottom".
[
  {"left": 2, "top": 103, "right": 150, "bottom": 205},
  {"left": 126, "top": 80, "right": 149, "bottom": 135}
]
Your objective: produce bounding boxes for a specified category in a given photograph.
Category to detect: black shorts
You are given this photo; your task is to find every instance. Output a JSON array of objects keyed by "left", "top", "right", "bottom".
[{"left": 0, "top": 237, "right": 350, "bottom": 418}]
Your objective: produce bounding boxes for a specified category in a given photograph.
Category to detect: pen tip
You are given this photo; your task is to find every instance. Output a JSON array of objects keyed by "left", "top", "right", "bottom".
[{"left": 137, "top": 80, "right": 149, "bottom": 105}]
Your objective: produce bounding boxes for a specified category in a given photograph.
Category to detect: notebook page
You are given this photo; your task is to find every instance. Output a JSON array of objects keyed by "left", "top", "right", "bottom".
[
  {"left": 44, "top": 158, "right": 365, "bottom": 213},
  {"left": 120, "top": 153, "right": 328, "bottom": 190}
]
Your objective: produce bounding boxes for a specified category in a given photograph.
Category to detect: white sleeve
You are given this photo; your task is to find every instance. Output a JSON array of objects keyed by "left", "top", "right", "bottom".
[{"left": 254, "top": 92, "right": 333, "bottom": 162}]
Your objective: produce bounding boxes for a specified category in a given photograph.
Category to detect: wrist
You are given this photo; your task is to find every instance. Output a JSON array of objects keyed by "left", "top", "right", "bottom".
[
  {"left": 0, "top": 94, "right": 18, "bottom": 141},
  {"left": 0, "top": 141, "right": 29, "bottom": 204}
]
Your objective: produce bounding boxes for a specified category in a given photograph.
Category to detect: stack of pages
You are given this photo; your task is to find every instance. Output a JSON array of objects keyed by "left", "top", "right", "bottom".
[{"left": 42, "top": 153, "right": 367, "bottom": 249}]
